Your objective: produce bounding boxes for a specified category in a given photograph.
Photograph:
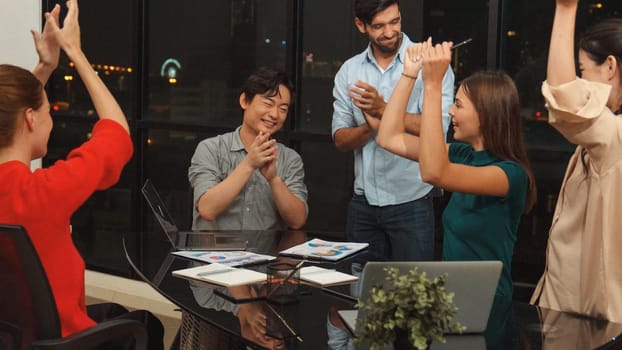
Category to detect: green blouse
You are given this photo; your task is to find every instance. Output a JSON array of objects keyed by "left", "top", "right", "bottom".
[{"left": 442, "top": 143, "right": 528, "bottom": 298}]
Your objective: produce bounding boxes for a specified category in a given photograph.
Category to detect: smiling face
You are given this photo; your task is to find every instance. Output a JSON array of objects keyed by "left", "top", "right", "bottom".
[
  {"left": 449, "top": 85, "right": 483, "bottom": 149},
  {"left": 355, "top": 3, "right": 402, "bottom": 56},
  {"left": 240, "top": 84, "right": 291, "bottom": 136}
]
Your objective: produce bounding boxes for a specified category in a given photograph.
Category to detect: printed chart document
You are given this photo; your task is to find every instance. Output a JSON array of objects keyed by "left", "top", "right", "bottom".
[
  {"left": 172, "top": 250, "right": 276, "bottom": 267},
  {"left": 299, "top": 266, "right": 358, "bottom": 286},
  {"left": 172, "top": 263, "right": 266, "bottom": 287},
  {"left": 279, "top": 239, "right": 369, "bottom": 261}
]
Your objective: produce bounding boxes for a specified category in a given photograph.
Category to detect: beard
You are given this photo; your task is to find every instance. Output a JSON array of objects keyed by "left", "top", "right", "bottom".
[{"left": 371, "top": 32, "right": 402, "bottom": 55}]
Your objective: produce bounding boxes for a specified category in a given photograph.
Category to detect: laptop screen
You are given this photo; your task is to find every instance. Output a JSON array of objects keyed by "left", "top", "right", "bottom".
[
  {"left": 141, "top": 179, "right": 180, "bottom": 247},
  {"left": 358, "top": 261, "right": 502, "bottom": 334}
]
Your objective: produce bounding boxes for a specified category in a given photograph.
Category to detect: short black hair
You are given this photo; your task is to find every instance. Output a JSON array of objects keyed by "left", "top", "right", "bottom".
[
  {"left": 355, "top": 0, "right": 400, "bottom": 25},
  {"left": 240, "top": 67, "right": 294, "bottom": 106}
]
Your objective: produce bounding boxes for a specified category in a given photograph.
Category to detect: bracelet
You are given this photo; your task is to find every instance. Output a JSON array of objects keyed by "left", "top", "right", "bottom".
[{"left": 401, "top": 72, "right": 417, "bottom": 80}]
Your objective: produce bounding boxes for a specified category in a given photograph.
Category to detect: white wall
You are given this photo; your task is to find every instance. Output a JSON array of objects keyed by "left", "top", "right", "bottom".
[
  {"left": 0, "top": 1, "right": 41, "bottom": 69},
  {"left": 0, "top": 1, "right": 42, "bottom": 169}
]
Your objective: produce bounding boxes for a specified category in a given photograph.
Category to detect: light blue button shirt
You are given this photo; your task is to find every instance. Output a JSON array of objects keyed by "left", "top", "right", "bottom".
[{"left": 331, "top": 33, "right": 455, "bottom": 206}]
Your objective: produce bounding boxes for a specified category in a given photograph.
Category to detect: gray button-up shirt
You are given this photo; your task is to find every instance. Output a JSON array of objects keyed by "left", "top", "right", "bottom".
[{"left": 188, "top": 127, "right": 308, "bottom": 230}]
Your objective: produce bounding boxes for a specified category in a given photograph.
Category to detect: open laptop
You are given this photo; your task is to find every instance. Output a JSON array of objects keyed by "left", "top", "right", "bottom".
[
  {"left": 338, "top": 261, "right": 501, "bottom": 337},
  {"left": 141, "top": 179, "right": 248, "bottom": 251}
]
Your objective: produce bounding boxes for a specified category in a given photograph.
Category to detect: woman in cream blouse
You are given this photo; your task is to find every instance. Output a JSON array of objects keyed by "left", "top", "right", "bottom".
[{"left": 531, "top": 0, "right": 622, "bottom": 322}]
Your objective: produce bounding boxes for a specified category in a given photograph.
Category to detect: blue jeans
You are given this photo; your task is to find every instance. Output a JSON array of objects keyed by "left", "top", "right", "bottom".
[{"left": 347, "top": 193, "right": 435, "bottom": 296}]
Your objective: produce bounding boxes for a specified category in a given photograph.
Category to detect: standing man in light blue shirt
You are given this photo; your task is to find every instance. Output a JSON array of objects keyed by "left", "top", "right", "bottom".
[{"left": 332, "top": 0, "right": 454, "bottom": 273}]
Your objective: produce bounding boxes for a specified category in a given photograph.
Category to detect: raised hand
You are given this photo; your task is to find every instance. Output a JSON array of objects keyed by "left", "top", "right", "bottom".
[
  {"left": 404, "top": 37, "right": 431, "bottom": 79},
  {"left": 349, "top": 81, "right": 386, "bottom": 119},
  {"left": 46, "top": 0, "right": 82, "bottom": 56},
  {"left": 31, "top": 4, "right": 61, "bottom": 71},
  {"left": 421, "top": 41, "right": 452, "bottom": 86}
]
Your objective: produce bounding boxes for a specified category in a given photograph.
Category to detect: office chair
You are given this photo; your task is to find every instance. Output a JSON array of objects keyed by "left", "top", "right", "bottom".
[{"left": 0, "top": 223, "right": 147, "bottom": 350}]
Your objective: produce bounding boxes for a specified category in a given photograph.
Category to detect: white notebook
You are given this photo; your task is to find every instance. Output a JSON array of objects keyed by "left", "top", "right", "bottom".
[
  {"left": 172, "top": 263, "right": 266, "bottom": 287},
  {"left": 299, "top": 266, "right": 358, "bottom": 286},
  {"left": 172, "top": 250, "right": 276, "bottom": 267},
  {"left": 279, "top": 239, "right": 369, "bottom": 261}
]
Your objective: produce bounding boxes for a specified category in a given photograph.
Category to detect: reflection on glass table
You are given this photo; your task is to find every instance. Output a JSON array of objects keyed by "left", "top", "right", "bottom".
[{"left": 124, "top": 229, "right": 622, "bottom": 350}]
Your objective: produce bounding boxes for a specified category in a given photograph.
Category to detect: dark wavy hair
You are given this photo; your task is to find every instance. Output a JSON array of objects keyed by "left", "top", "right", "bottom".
[
  {"left": 355, "top": 0, "right": 399, "bottom": 25},
  {"left": 461, "top": 71, "right": 537, "bottom": 213},
  {"left": 0, "top": 65, "right": 43, "bottom": 148}
]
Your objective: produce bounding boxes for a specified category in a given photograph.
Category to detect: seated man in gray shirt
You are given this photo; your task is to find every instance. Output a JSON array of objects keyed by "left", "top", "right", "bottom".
[{"left": 188, "top": 67, "right": 308, "bottom": 230}]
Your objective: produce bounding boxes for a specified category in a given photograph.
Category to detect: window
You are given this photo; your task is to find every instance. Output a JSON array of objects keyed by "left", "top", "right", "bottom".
[
  {"left": 144, "top": 0, "right": 294, "bottom": 127},
  {"left": 41, "top": 0, "right": 622, "bottom": 283}
]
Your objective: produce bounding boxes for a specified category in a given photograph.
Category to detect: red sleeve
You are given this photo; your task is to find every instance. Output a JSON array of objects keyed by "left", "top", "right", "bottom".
[{"left": 32, "top": 119, "right": 133, "bottom": 218}]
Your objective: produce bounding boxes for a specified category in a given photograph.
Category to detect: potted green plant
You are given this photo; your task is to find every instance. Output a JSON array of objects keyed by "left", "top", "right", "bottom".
[{"left": 356, "top": 267, "right": 465, "bottom": 350}]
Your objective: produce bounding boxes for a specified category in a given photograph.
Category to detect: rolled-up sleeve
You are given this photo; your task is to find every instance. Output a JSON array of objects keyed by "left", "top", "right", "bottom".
[
  {"left": 279, "top": 147, "right": 309, "bottom": 215},
  {"left": 332, "top": 67, "right": 356, "bottom": 138},
  {"left": 188, "top": 139, "right": 223, "bottom": 208},
  {"left": 543, "top": 78, "right": 619, "bottom": 170}
]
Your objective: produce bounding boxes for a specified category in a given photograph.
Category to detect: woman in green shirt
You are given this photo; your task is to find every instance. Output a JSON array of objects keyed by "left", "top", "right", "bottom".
[{"left": 377, "top": 39, "right": 536, "bottom": 299}]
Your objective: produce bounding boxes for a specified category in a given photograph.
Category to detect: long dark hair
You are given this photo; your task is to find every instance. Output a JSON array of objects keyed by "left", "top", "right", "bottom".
[
  {"left": 0, "top": 65, "right": 43, "bottom": 148},
  {"left": 461, "top": 71, "right": 537, "bottom": 213}
]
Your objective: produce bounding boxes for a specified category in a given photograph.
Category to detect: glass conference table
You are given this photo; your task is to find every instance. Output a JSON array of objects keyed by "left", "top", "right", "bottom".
[{"left": 125, "top": 230, "right": 622, "bottom": 350}]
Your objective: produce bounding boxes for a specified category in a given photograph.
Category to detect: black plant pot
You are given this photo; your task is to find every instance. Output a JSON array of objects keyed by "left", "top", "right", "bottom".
[
  {"left": 393, "top": 331, "right": 430, "bottom": 350},
  {"left": 393, "top": 331, "right": 414, "bottom": 350}
]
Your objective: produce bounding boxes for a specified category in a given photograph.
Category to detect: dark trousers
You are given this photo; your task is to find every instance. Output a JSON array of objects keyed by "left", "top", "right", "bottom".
[
  {"left": 347, "top": 193, "right": 435, "bottom": 297},
  {"left": 347, "top": 193, "right": 435, "bottom": 263},
  {"left": 87, "top": 303, "right": 164, "bottom": 350}
]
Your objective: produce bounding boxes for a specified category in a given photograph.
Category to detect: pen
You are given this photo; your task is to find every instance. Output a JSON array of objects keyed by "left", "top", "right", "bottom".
[
  {"left": 265, "top": 303, "right": 303, "bottom": 343},
  {"left": 267, "top": 260, "right": 305, "bottom": 298},
  {"left": 197, "top": 267, "right": 235, "bottom": 277},
  {"left": 451, "top": 38, "right": 472, "bottom": 50},
  {"left": 280, "top": 259, "right": 305, "bottom": 286}
]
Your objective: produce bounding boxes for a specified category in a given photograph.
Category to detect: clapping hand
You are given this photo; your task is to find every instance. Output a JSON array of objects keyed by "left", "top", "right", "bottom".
[
  {"left": 259, "top": 144, "right": 278, "bottom": 182},
  {"left": 349, "top": 81, "right": 386, "bottom": 119},
  {"left": 246, "top": 131, "right": 277, "bottom": 170},
  {"left": 363, "top": 111, "right": 381, "bottom": 131}
]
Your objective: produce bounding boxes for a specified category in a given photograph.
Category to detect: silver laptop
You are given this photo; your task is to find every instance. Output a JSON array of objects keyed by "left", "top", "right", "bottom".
[
  {"left": 141, "top": 179, "right": 248, "bottom": 251},
  {"left": 338, "top": 261, "right": 501, "bottom": 337}
]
